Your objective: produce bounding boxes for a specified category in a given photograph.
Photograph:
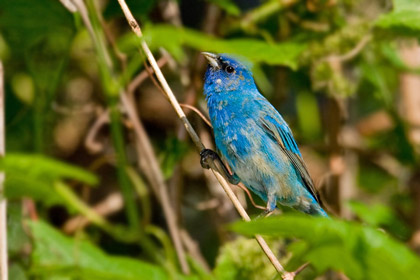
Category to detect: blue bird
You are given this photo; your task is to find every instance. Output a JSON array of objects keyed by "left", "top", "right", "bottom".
[{"left": 200, "top": 52, "right": 327, "bottom": 216}]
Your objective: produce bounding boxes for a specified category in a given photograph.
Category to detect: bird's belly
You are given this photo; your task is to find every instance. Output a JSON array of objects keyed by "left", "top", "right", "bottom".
[{"left": 216, "top": 126, "right": 294, "bottom": 201}]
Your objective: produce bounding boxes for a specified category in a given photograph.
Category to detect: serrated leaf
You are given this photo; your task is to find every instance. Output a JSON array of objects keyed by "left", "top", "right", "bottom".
[
  {"left": 230, "top": 215, "right": 420, "bottom": 280},
  {"left": 29, "top": 220, "right": 169, "bottom": 280}
]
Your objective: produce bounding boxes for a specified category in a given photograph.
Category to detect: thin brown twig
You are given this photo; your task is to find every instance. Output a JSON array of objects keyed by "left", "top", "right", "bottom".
[
  {"left": 0, "top": 60, "right": 7, "bottom": 280},
  {"left": 116, "top": 0, "right": 288, "bottom": 275},
  {"left": 120, "top": 93, "right": 190, "bottom": 274},
  {"left": 179, "top": 104, "right": 212, "bottom": 128},
  {"left": 128, "top": 57, "right": 169, "bottom": 95},
  {"left": 84, "top": 108, "right": 109, "bottom": 153}
]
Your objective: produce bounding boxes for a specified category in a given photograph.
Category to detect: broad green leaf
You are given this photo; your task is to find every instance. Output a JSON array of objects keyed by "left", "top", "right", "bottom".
[
  {"left": 29, "top": 220, "right": 169, "bottom": 280},
  {"left": 120, "top": 25, "right": 306, "bottom": 70},
  {"left": 2, "top": 154, "right": 98, "bottom": 209},
  {"left": 0, "top": 154, "right": 97, "bottom": 185},
  {"left": 231, "top": 215, "right": 420, "bottom": 280}
]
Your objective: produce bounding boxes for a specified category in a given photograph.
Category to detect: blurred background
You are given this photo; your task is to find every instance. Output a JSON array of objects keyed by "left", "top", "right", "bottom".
[{"left": 1, "top": 0, "right": 420, "bottom": 279}]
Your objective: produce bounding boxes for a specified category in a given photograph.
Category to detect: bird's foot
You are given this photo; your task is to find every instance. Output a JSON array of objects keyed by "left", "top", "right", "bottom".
[
  {"left": 200, "top": 149, "right": 241, "bottom": 185},
  {"left": 200, "top": 149, "right": 218, "bottom": 169}
]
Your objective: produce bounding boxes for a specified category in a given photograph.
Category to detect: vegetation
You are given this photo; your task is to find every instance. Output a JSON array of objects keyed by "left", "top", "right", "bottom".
[{"left": 1, "top": 0, "right": 420, "bottom": 279}]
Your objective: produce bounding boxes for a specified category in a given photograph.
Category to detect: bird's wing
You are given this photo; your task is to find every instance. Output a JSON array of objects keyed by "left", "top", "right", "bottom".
[{"left": 260, "top": 114, "right": 320, "bottom": 203}]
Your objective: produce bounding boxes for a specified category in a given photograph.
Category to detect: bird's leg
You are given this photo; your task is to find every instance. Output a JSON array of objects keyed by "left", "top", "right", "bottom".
[
  {"left": 263, "top": 196, "right": 277, "bottom": 217},
  {"left": 200, "top": 149, "right": 240, "bottom": 185}
]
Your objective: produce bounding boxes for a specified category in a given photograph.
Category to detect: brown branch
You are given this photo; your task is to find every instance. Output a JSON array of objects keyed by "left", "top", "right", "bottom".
[
  {"left": 120, "top": 93, "right": 190, "bottom": 274},
  {"left": 116, "top": 0, "right": 287, "bottom": 275}
]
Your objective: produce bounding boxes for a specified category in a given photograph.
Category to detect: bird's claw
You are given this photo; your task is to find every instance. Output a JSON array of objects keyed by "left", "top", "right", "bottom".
[{"left": 200, "top": 149, "right": 218, "bottom": 169}]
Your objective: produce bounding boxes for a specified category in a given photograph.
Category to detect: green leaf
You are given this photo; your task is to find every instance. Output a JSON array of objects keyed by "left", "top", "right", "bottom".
[
  {"left": 206, "top": 0, "right": 240, "bottom": 16},
  {"left": 230, "top": 215, "right": 420, "bottom": 280},
  {"left": 2, "top": 154, "right": 98, "bottom": 208},
  {"left": 29, "top": 220, "right": 169, "bottom": 280},
  {"left": 0, "top": 154, "right": 97, "bottom": 185},
  {"left": 119, "top": 25, "right": 306, "bottom": 70},
  {"left": 375, "top": 0, "right": 420, "bottom": 34},
  {"left": 347, "top": 201, "right": 411, "bottom": 240}
]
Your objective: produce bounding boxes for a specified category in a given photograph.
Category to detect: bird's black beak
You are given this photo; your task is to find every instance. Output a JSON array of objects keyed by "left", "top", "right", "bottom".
[{"left": 202, "top": 52, "right": 220, "bottom": 69}]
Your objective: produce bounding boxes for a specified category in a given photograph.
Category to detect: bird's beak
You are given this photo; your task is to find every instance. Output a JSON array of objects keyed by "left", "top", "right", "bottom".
[{"left": 202, "top": 52, "right": 220, "bottom": 69}]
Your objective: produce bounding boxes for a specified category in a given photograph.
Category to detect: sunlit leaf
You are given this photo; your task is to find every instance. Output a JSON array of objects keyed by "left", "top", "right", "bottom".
[
  {"left": 230, "top": 215, "right": 420, "bottom": 280},
  {"left": 119, "top": 25, "right": 306, "bottom": 70},
  {"left": 375, "top": 0, "right": 420, "bottom": 34},
  {"left": 29, "top": 220, "right": 171, "bottom": 280},
  {"left": 0, "top": 154, "right": 97, "bottom": 185},
  {"left": 2, "top": 154, "right": 98, "bottom": 209}
]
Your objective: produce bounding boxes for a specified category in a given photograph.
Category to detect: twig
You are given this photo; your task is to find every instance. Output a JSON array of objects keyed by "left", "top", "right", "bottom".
[
  {"left": 323, "top": 34, "right": 372, "bottom": 63},
  {"left": 120, "top": 93, "right": 190, "bottom": 274},
  {"left": 0, "top": 61, "right": 6, "bottom": 280},
  {"left": 179, "top": 104, "right": 212, "bottom": 128},
  {"left": 84, "top": 108, "right": 109, "bottom": 153},
  {"left": 117, "top": 1, "right": 287, "bottom": 275},
  {"left": 127, "top": 57, "right": 169, "bottom": 94},
  {"left": 63, "top": 192, "right": 123, "bottom": 234}
]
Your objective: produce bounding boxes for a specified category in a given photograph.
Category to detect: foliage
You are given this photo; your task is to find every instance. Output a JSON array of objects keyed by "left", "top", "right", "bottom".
[
  {"left": 29, "top": 220, "right": 175, "bottom": 280},
  {"left": 1, "top": 0, "right": 420, "bottom": 279},
  {"left": 231, "top": 215, "right": 420, "bottom": 280}
]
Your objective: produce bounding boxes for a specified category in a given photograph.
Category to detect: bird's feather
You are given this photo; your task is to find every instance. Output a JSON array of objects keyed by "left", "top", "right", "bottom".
[{"left": 259, "top": 114, "right": 320, "bottom": 203}]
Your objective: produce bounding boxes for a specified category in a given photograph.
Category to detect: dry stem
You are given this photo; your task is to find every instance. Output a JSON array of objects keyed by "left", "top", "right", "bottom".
[{"left": 117, "top": 0, "right": 287, "bottom": 275}]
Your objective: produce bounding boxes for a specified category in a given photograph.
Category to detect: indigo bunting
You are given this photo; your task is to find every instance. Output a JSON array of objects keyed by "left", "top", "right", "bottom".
[{"left": 201, "top": 52, "right": 327, "bottom": 216}]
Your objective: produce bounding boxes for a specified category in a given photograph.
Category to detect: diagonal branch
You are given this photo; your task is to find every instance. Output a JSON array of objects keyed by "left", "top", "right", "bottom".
[{"left": 116, "top": 0, "right": 289, "bottom": 276}]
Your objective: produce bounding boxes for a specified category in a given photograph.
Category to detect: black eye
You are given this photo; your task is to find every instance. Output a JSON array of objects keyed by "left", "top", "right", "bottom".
[{"left": 225, "top": 66, "right": 235, "bottom": 74}]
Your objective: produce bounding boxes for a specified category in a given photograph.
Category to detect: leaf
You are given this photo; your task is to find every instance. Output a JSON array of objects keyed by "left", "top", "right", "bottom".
[
  {"left": 119, "top": 25, "right": 306, "bottom": 70},
  {"left": 2, "top": 154, "right": 98, "bottom": 208},
  {"left": 230, "top": 215, "right": 420, "bottom": 280},
  {"left": 0, "top": 154, "right": 97, "bottom": 185},
  {"left": 375, "top": 0, "right": 420, "bottom": 34},
  {"left": 347, "top": 201, "right": 411, "bottom": 240},
  {"left": 205, "top": 0, "right": 240, "bottom": 16},
  {"left": 28, "top": 220, "right": 170, "bottom": 280}
]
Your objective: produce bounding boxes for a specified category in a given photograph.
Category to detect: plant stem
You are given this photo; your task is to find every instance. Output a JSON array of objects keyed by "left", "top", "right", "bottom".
[
  {"left": 0, "top": 61, "right": 8, "bottom": 280},
  {"left": 72, "top": 0, "right": 140, "bottom": 230}
]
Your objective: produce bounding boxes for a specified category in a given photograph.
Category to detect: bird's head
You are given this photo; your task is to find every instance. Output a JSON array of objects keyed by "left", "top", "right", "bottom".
[{"left": 203, "top": 52, "right": 256, "bottom": 97}]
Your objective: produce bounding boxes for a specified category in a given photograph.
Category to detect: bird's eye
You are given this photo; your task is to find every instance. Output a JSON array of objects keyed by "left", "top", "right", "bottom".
[{"left": 225, "top": 66, "right": 235, "bottom": 74}]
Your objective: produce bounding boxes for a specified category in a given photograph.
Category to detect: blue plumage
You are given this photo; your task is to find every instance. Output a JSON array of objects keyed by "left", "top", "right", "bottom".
[{"left": 202, "top": 52, "right": 327, "bottom": 216}]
